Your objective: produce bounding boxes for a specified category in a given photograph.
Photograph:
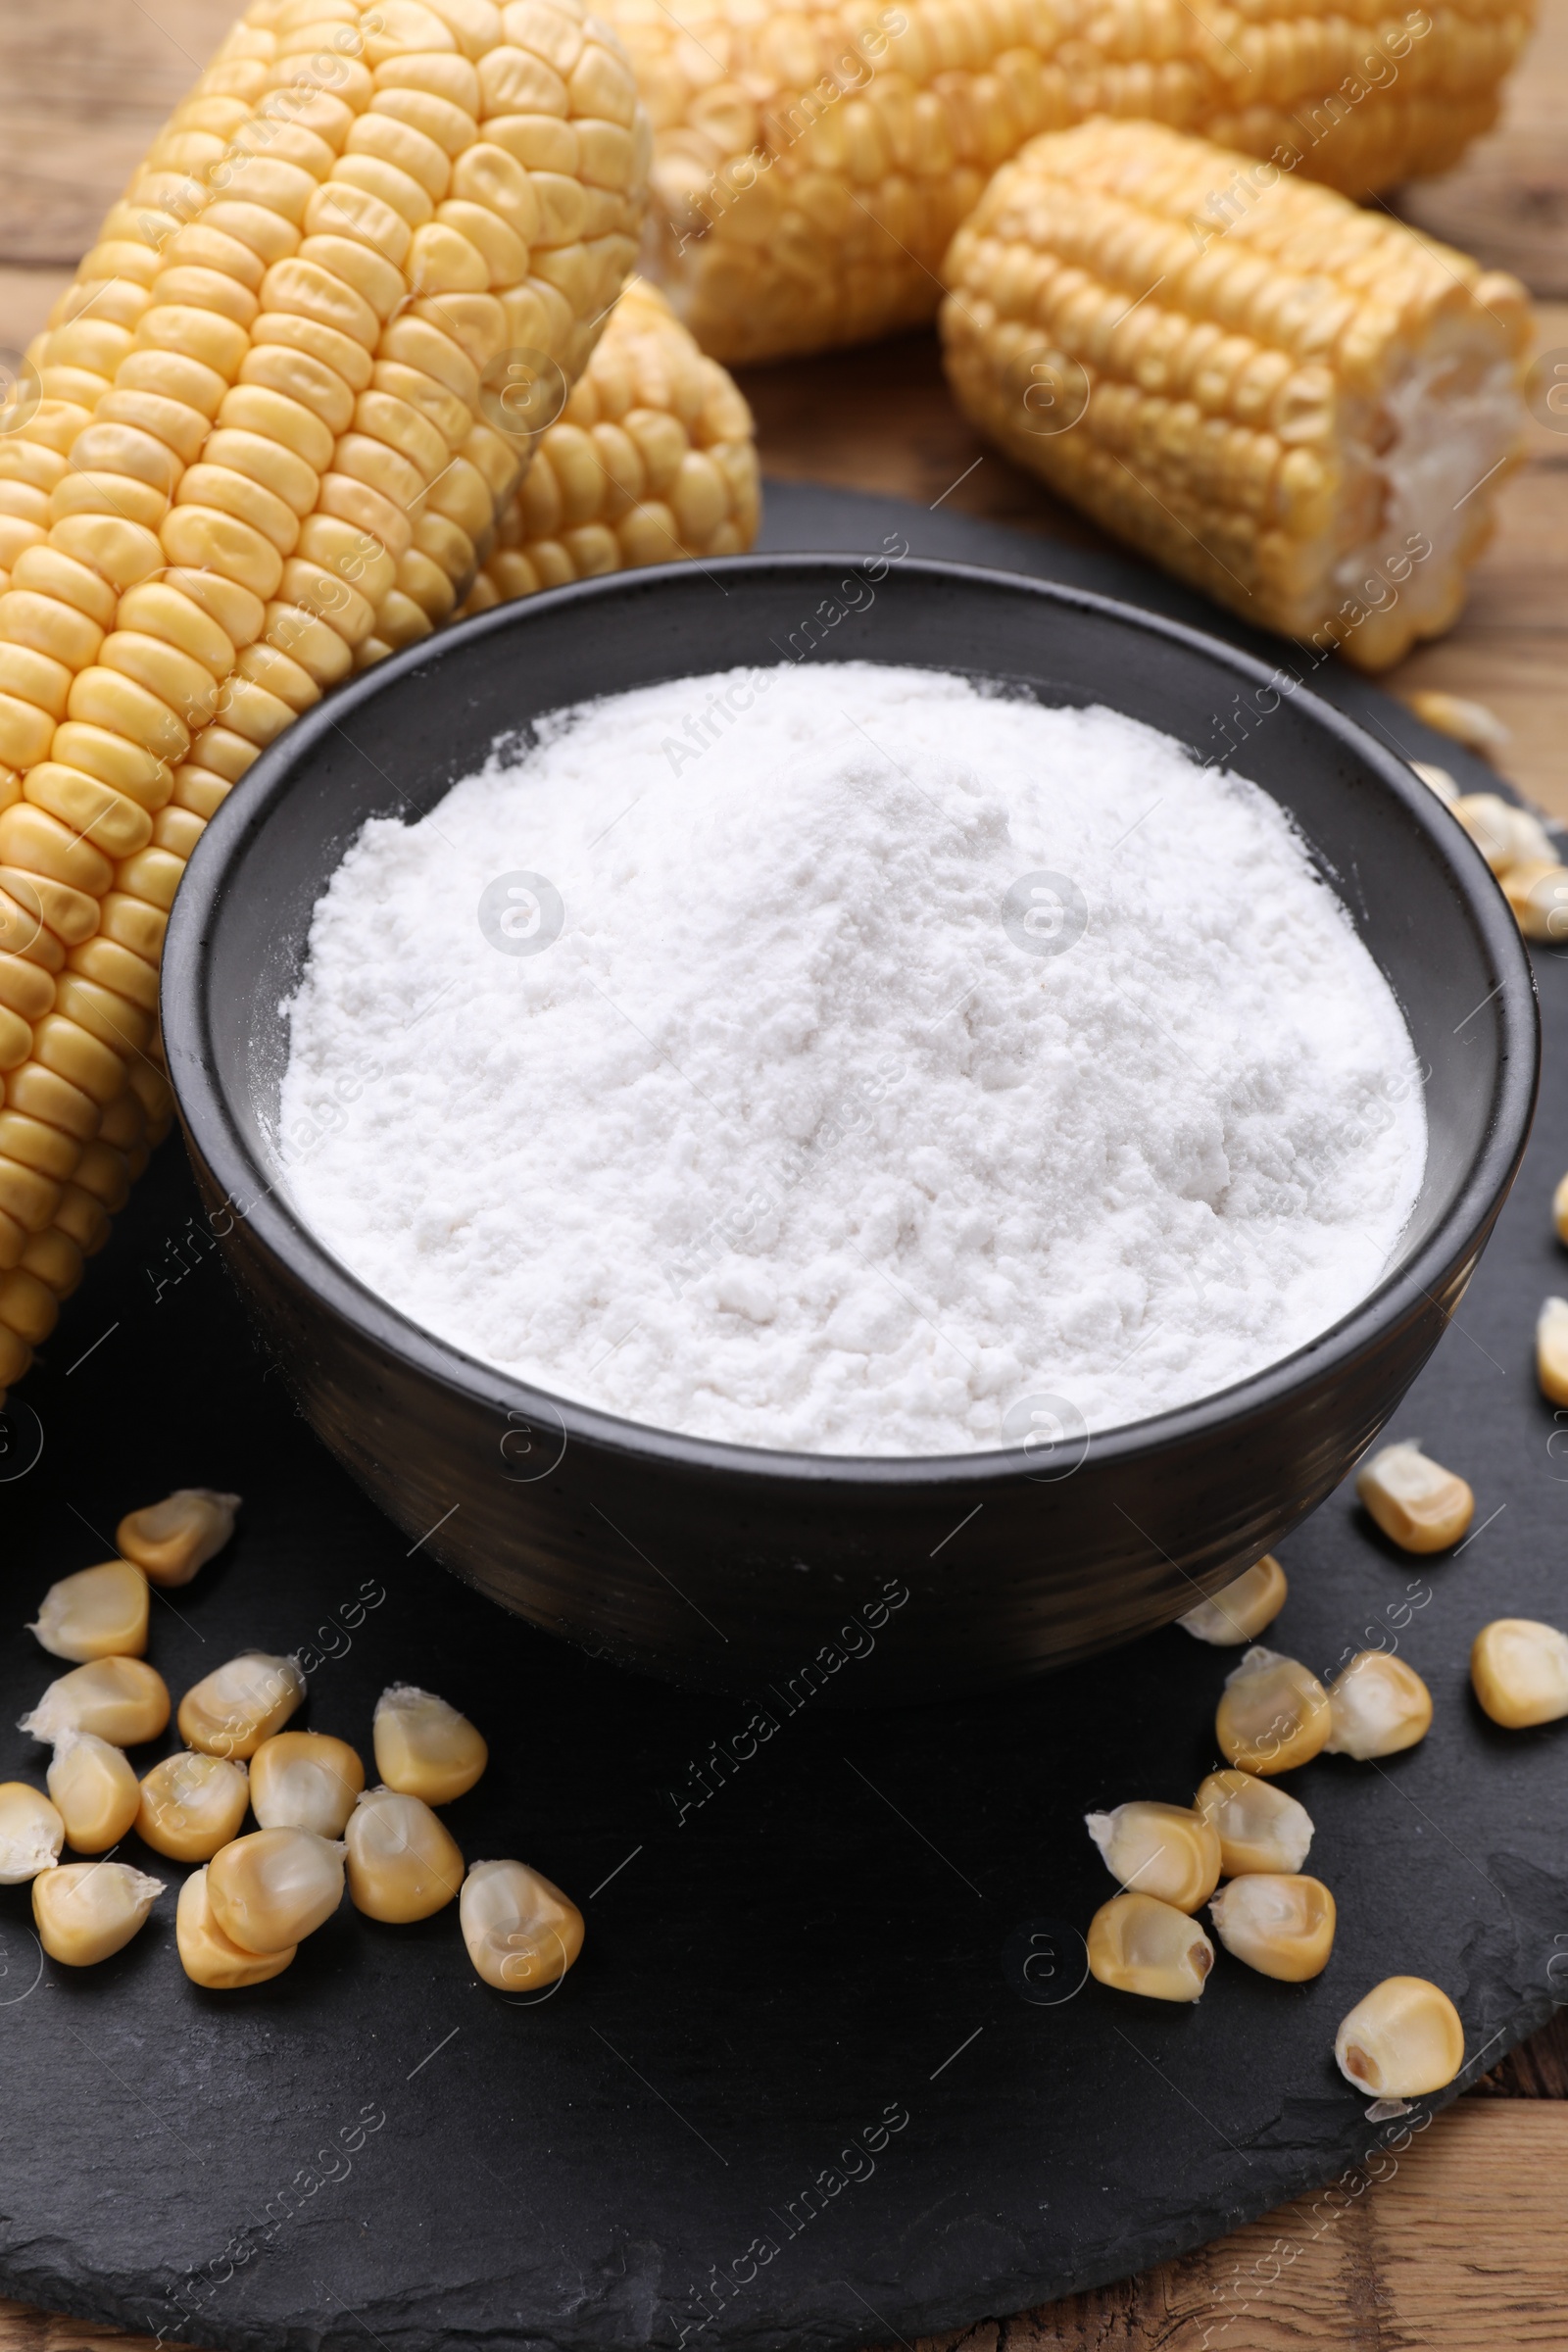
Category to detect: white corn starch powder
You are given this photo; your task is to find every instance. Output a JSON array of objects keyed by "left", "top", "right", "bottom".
[{"left": 279, "top": 662, "right": 1426, "bottom": 1455}]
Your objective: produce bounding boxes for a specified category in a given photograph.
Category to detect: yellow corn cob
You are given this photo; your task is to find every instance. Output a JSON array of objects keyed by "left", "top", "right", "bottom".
[
  {"left": 606, "top": 0, "right": 1533, "bottom": 364},
  {"left": 941, "top": 119, "right": 1530, "bottom": 670},
  {"left": 0, "top": 0, "right": 652, "bottom": 1395},
  {"left": 457, "top": 277, "right": 759, "bottom": 612}
]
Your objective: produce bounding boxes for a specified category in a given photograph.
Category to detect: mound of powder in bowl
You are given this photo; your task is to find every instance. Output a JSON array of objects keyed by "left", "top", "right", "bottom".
[{"left": 278, "top": 662, "right": 1426, "bottom": 1456}]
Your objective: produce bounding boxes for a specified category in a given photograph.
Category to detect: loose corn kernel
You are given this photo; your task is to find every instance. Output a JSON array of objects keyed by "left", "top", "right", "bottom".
[
  {"left": 1177, "top": 1555, "right": 1287, "bottom": 1646},
  {"left": 1325, "top": 1652, "right": 1433, "bottom": 1760},
  {"left": 1451, "top": 793, "right": 1556, "bottom": 878},
  {"left": 176, "top": 1861, "right": 295, "bottom": 1990},
  {"left": 1538, "top": 1298, "right": 1568, "bottom": 1406},
  {"left": 1084, "top": 1801, "right": 1221, "bottom": 1914},
  {"left": 1470, "top": 1618, "right": 1568, "bottom": 1729},
  {"left": 1501, "top": 863, "right": 1568, "bottom": 943},
  {"left": 1087, "top": 1891, "right": 1214, "bottom": 2003},
  {"left": 20, "top": 1654, "right": 169, "bottom": 1746},
  {"left": 346, "top": 1787, "right": 465, "bottom": 1924},
  {"left": 1553, "top": 1174, "right": 1568, "bottom": 1247},
  {"left": 116, "top": 1487, "right": 241, "bottom": 1586},
  {"left": 207, "top": 1827, "right": 345, "bottom": 1956},
  {"left": 460, "top": 1858, "right": 584, "bottom": 1993},
  {"left": 1335, "top": 1976, "right": 1464, "bottom": 2097},
  {"left": 1215, "top": 1646, "right": 1332, "bottom": 1777},
  {"left": 0, "top": 1779, "right": 64, "bottom": 1881},
  {"left": 373, "top": 1684, "right": 486, "bottom": 1805},
  {"left": 136, "top": 1749, "right": 249, "bottom": 1862},
  {"left": 32, "top": 1858, "right": 164, "bottom": 1965},
  {"left": 46, "top": 1729, "right": 140, "bottom": 1852},
  {"left": 178, "top": 1650, "right": 305, "bottom": 1758},
  {"left": 27, "top": 1556, "right": 148, "bottom": 1660},
  {"left": 1355, "top": 1439, "right": 1475, "bottom": 1552},
  {"left": 1209, "top": 1874, "right": 1336, "bottom": 1982},
  {"left": 1403, "top": 692, "right": 1509, "bottom": 758},
  {"left": 1193, "top": 1770, "right": 1314, "bottom": 1877},
  {"left": 250, "top": 1731, "right": 365, "bottom": 1838}
]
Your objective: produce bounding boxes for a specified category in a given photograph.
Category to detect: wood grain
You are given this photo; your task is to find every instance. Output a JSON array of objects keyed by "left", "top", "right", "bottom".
[{"left": 0, "top": 1, "right": 1564, "bottom": 2345}]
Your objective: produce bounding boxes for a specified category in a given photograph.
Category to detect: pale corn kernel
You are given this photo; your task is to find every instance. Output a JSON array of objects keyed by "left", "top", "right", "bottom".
[
  {"left": 1215, "top": 1645, "right": 1332, "bottom": 1776},
  {"left": 116, "top": 1487, "right": 240, "bottom": 1586},
  {"left": 1451, "top": 793, "right": 1554, "bottom": 877},
  {"left": 136, "top": 1749, "right": 250, "bottom": 1861},
  {"left": 1502, "top": 862, "right": 1568, "bottom": 942},
  {"left": 1538, "top": 1298, "right": 1568, "bottom": 1406},
  {"left": 20, "top": 1654, "right": 170, "bottom": 1746},
  {"left": 250, "top": 1731, "right": 365, "bottom": 1838},
  {"left": 176, "top": 1862, "right": 295, "bottom": 1989},
  {"left": 1209, "top": 1873, "right": 1336, "bottom": 1982},
  {"left": 1355, "top": 1439, "right": 1474, "bottom": 1552},
  {"left": 1084, "top": 1800, "right": 1222, "bottom": 1913},
  {"left": 1403, "top": 692, "right": 1509, "bottom": 758},
  {"left": 373, "top": 1684, "right": 487, "bottom": 1805},
  {"left": 1177, "top": 1555, "right": 1287, "bottom": 1645},
  {"left": 460, "top": 1858, "right": 584, "bottom": 1992},
  {"left": 178, "top": 1650, "right": 305, "bottom": 1758},
  {"left": 27, "top": 1556, "right": 149, "bottom": 1660},
  {"left": 1553, "top": 1173, "right": 1568, "bottom": 1247},
  {"left": 1335, "top": 1976, "right": 1464, "bottom": 2097},
  {"left": 207, "top": 1827, "right": 346, "bottom": 1955},
  {"left": 1194, "top": 1769, "right": 1314, "bottom": 1876},
  {"left": 1325, "top": 1651, "right": 1433, "bottom": 1759},
  {"left": 346, "top": 1787, "right": 465, "bottom": 1924},
  {"left": 46, "top": 1729, "right": 140, "bottom": 1852},
  {"left": 0, "top": 1779, "right": 64, "bottom": 1881},
  {"left": 1087, "top": 1891, "right": 1214, "bottom": 2003},
  {"left": 1470, "top": 1617, "right": 1568, "bottom": 1729},
  {"left": 32, "top": 1858, "right": 164, "bottom": 1965}
]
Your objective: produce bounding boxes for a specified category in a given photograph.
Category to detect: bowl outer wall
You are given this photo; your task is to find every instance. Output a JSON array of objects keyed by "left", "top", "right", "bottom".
[{"left": 161, "top": 557, "right": 1540, "bottom": 1702}]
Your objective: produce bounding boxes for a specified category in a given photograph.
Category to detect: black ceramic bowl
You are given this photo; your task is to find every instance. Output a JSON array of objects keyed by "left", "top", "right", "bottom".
[{"left": 163, "top": 557, "right": 1538, "bottom": 1703}]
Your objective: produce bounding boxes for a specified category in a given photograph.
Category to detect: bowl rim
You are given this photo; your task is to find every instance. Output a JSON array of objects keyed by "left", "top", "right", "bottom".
[{"left": 163, "top": 553, "right": 1541, "bottom": 1490}]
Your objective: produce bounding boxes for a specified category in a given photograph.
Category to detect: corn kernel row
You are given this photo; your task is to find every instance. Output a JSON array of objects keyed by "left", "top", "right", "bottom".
[
  {"left": 606, "top": 0, "right": 1534, "bottom": 364},
  {"left": 0, "top": 0, "right": 653, "bottom": 1393}
]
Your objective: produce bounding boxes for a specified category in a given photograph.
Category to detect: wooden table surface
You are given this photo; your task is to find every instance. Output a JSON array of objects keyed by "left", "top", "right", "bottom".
[{"left": 1, "top": 4, "right": 1566, "bottom": 2346}]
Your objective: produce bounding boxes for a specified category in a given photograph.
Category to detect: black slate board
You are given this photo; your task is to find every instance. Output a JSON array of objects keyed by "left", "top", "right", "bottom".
[{"left": 1, "top": 487, "right": 1565, "bottom": 2352}]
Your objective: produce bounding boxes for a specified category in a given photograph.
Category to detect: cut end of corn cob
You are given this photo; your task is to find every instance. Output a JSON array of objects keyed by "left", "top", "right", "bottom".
[
  {"left": 942, "top": 121, "right": 1531, "bottom": 670},
  {"left": 460, "top": 1855, "right": 584, "bottom": 1989},
  {"left": 1177, "top": 1553, "right": 1286, "bottom": 1644},
  {"left": 1214, "top": 1643, "right": 1332, "bottom": 1775},
  {"left": 613, "top": 0, "right": 1529, "bottom": 364},
  {"left": 1334, "top": 1975, "right": 1463, "bottom": 2098},
  {"left": 1355, "top": 1438, "right": 1474, "bottom": 1551},
  {"left": 1470, "top": 1616, "right": 1568, "bottom": 1729},
  {"left": 456, "top": 279, "right": 759, "bottom": 614},
  {"left": 1087, "top": 1888, "right": 1213, "bottom": 2002}
]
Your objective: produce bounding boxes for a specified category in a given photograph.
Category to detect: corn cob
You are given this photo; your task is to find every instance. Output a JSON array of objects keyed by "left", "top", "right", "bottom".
[
  {"left": 606, "top": 0, "right": 1533, "bottom": 365},
  {"left": 941, "top": 119, "right": 1530, "bottom": 670},
  {"left": 457, "top": 277, "right": 759, "bottom": 612},
  {"left": 0, "top": 0, "right": 651, "bottom": 1395}
]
